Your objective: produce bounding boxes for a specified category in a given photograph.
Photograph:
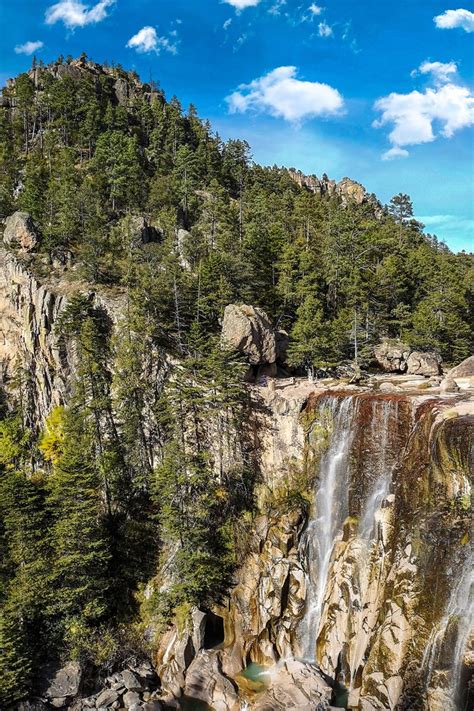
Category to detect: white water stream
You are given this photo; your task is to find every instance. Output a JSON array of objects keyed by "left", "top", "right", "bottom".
[
  {"left": 298, "top": 395, "right": 356, "bottom": 662},
  {"left": 358, "top": 399, "right": 396, "bottom": 540},
  {"left": 422, "top": 562, "right": 474, "bottom": 706}
]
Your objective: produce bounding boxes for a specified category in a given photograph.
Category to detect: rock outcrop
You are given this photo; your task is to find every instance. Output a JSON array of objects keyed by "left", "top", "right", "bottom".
[
  {"left": 252, "top": 660, "right": 331, "bottom": 710},
  {"left": 3, "top": 211, "right": 38, "bottom": 251},
  {"left": 374, "top": 340, "right": 442, "bottom": 376},
  {"left": 0, "top": 248, "right": 72, "bottom": 423},
  {"left": 406, "top": 350, "right": 442, "bottom": 376},
  {"left": 287, "top": 170, "right": 379, "bottom": 212},
  {"left": 449, "top": 355, "right": 474, "bottom": 378},
  {"left": 221, "top": 304, "right": 278, "bottom": 366}
]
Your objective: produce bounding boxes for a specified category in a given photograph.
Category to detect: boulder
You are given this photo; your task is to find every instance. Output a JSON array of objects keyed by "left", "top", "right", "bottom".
[
  {"left": 95, "top": 689, "right": 119, "bottom": 708},
  {"left": 221, "top": 304, "right": 277, "bottom": 365},
  {"left": 374, "top": 341, "right": 442, "bottom": 376},
  {"left": 123, "top": 691, "right": 141, "bottom": 708},
  {"left": 253, "top": 660, "right": 331, "bottom": 710},
  {"left": 406, "top": 351, "right": 442, "bottom": 376},
  {"left": 440, "top": 377, "right": 460, "bottom": 393},
  {"left": 183, "top": 650, "right": 239, "bottom": 711},
  {"left": 3, "top": 211, "right": 38, "bottom": 251},
  {"left": 374, "top": 341, "right": 410, "bottom": 373},
  {"left": 449, "top": 355, "right": 474, "bottom": 378},
  {"left": 121, "top": 670, "right": 143, "bottom": 691},
  {"left": 45, "top": 662, "right": 82, "bottom": 700}
]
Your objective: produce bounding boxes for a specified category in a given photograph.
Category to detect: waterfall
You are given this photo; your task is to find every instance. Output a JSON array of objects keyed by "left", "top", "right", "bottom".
[
  {"left": 358, "top": 399, "right": 395, "bottom": 540},
  {"left": 423, "top": 563, "right": 474, "bottom": 707},
  {"left": 297, "top": 395, "right": 356, "bottom": 662}
]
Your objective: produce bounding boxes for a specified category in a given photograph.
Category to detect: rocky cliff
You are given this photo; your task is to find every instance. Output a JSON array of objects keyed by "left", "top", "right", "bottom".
[
  {"left": 150, "top": 380, "right": 473, "bottom": 711},
  {"left": 1, "top": 241, "right": 472, "bottom": 711}
]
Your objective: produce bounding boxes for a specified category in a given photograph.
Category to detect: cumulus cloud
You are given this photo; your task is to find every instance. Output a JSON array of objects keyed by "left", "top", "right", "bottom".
[
  {"left": 318, "top": 21, "right": 333, "bottom": 37},
  {"left": 374, "top": 81, "right": 474, "bottom": 157},
  {"left": 226, "top": 65, "right": 344, "bottom": 122},
  {"left": 223, "top": 0, "right": 261, "bottom": 9},
  {"left": 411, "top": 60, "right": 458, "bottom": 84},
  {"left": 45, "top": 0, "right": 114, "bottom": 29},
  {"left": 15, "top": 40, "right": 44, "bottom": 55},
  {"left": 434, "top": 8, "right": 474, "bottom": 32},
  {"left": 382, "top": 146, "right": 409, "bottom": 161},
  {"left": 127, "top": 26, "right": 178, "bottom": 54}
]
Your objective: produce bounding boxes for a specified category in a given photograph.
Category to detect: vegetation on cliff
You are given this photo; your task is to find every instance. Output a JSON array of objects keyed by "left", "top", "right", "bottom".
[{"left": 0, "top": 56, "right": 473, "bottom": 706}]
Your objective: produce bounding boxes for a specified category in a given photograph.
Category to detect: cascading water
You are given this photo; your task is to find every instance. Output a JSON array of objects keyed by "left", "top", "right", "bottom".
[
  {"left": 293, "top": 389, "right": 472, "bottom": 709},
  {"left": 423, "top": 562, "right": 474, "bottom": 708},
  {"left": 297, "top": 395, "right": 356, "bottom": 662},
  {"left": 358, "top": 399, "right": 397, "bottom": 540}
]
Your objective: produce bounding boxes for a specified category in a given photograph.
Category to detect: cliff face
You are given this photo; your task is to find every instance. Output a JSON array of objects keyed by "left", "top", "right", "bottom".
[
  {"left": 0, "top": 247, "right": 73, "bottom": 425},
  {"left": 151, "top": 382, "right": 473, "bottom": 711},
  {"left": 0, "top": 246, "right": 472, "bottom": 711}
]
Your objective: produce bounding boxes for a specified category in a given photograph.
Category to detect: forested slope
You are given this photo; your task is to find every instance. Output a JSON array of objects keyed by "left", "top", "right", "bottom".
[{"left": 0, "top": 55, "right": 472, "bottom": 707}]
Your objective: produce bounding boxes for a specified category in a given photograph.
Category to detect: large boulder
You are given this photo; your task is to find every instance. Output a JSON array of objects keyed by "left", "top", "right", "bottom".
[
  {"left": 440, "top": 377, "right": 460, "bottom": 393},
  {"left": 3, "top": 211, "right": 38, "bottom": 251},
  {"left": 252, "top": 660, "right": 331, "bottom": 710},
  {"left": 221, "top": 304, "right": 277, "bottom": 365},
  {"left": 44, "top": 662, "right": 82, "bottom": 700},
  {"left": 183, "top": 650, "right": 239, "bottom": 711},
  {"left": 406, "top": 351, "right": 442, "bottom": 376},
  {"left": 448, "top": 355, "right": 474, "bottom": 378},
  {"left": 374, "top": 341, "right": 410, "bottom": 373},
  {"left": 374, "top": 341, "right": 442, "bottom": 376}
]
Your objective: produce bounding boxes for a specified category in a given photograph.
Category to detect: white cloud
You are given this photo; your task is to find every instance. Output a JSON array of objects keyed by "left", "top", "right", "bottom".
[
  {"left": 15, "top": 40, "right": 44, "bottom": 55},
  {"left": 374, "top": 80, "right": 474, "bottom": 157},
  {"left": 268, "top": 0, "right": 286, "bottom": 15},
  {"left": 382, "top": 146, "right": 409, "bottom": 161},
  {"left": 223, "top": 0, "right": 261, "bottom": 9},
  {"left": 226, "top": 65, "right": 344, "bottom": 122},
  {"left": 411, "top": 60, "right": 458, "bottom": 84},
  {"left": 126, "top": 26, "right": 178, "bottom": 55},
  {"left": 434, "top": 8, "right": 474, "bottom": 32},
  {"left": 309, "top": 3, "right": 323, "bottom": 15},
  {"left": 45, "top": 0, "right": 114, "bottom": 29},
  {"left": 318, "top": 21, "right": 333, "bottom": 37},
  {"left": 223, "top": 18, "right": 232, "bottom": 30}
]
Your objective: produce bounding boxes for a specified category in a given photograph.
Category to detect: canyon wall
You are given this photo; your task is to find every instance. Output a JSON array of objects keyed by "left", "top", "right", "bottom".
[{"left": 0, "top": 246, "right": 472, "bottom": 710}]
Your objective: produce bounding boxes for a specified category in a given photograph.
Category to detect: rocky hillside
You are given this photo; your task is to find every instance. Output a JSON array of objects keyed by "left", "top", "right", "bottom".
[{"left": 0, "top": 57, "right": 473, "bottom": 711}]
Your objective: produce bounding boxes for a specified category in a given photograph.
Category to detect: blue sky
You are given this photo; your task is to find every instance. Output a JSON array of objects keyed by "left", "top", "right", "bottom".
[{"left": 1, "top": 0, "right": 473, "bottom": 252}]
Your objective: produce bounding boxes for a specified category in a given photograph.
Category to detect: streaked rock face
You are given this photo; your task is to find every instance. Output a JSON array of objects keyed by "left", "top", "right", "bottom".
[
  {"left": 155, "top": 385, "right": 473, "bottom": 711},
  {"left": 0, "top": 247, "right": 72, "bottom": 424}
]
